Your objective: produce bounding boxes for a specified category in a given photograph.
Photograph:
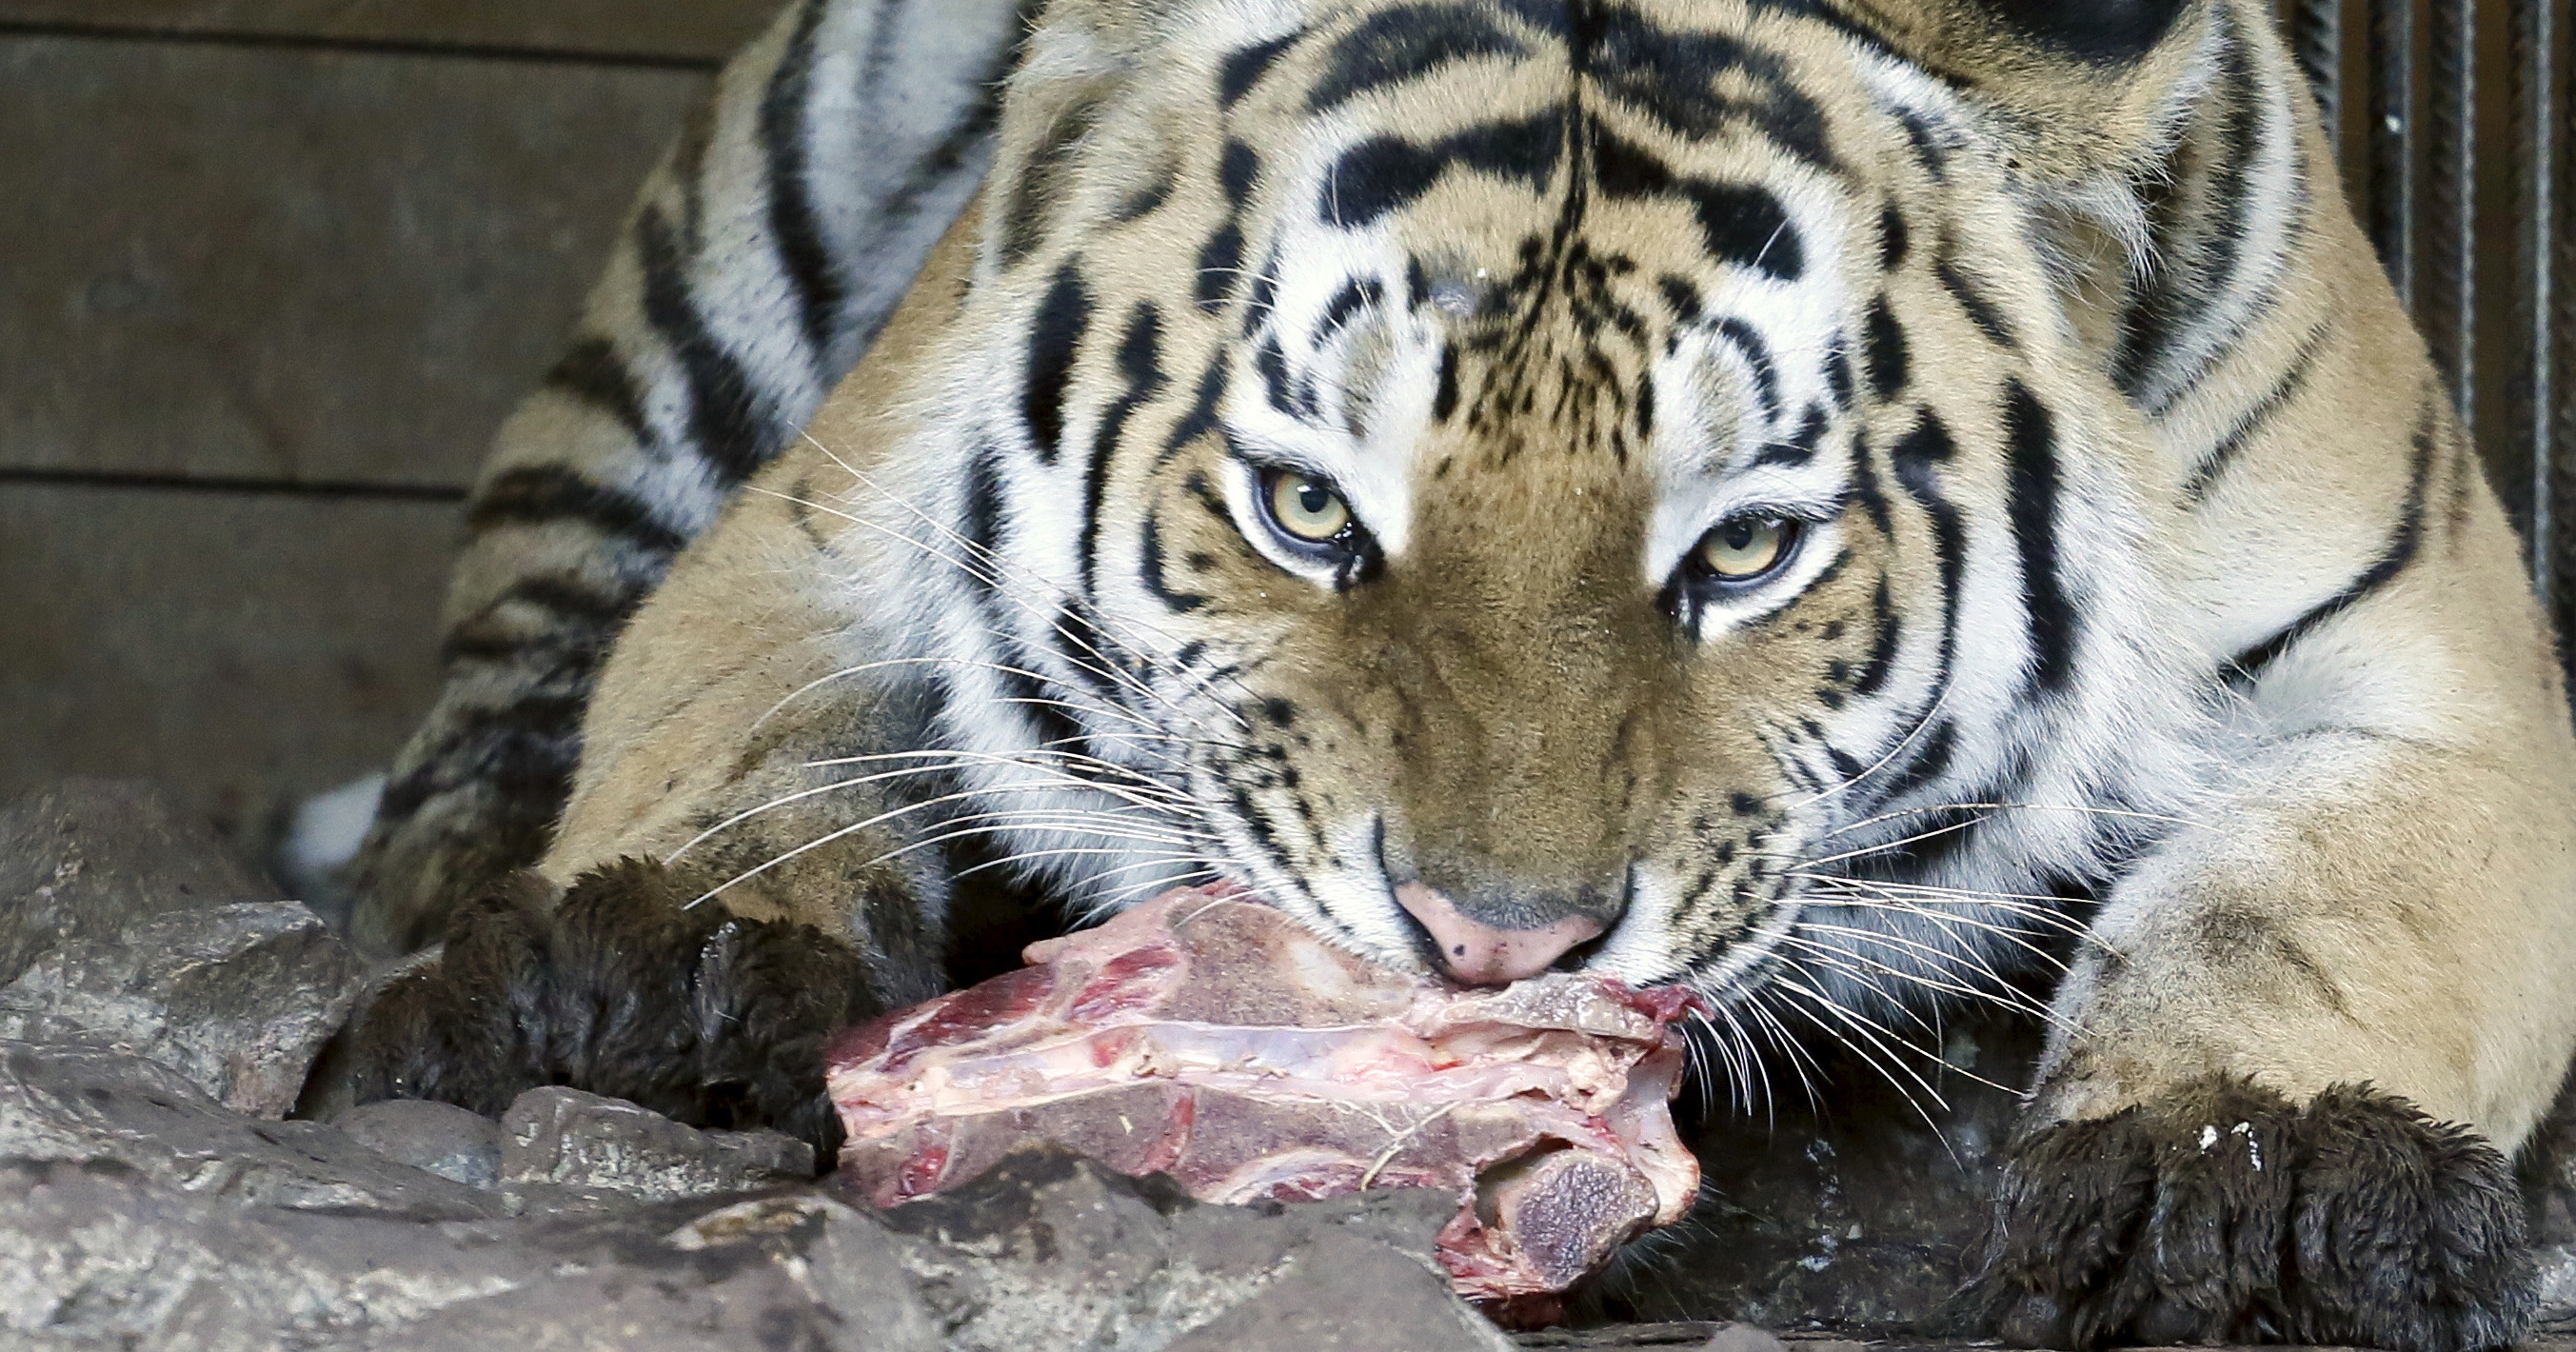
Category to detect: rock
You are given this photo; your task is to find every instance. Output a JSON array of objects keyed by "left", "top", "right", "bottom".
[
  {"left": 867, "top": 1148, "right": 1510, "bottom": 1352},
  {"left": 0, "top": 1040, "right": 501, "bottom": 1220},
  {"left": 336, "top": 1100, "right": 503, "bottom": 1191},
  {"left": 1694, "top": 1323, "right": 1790, "bottom": 1352},
  {"left": 0, "top": 901, "right": 364, "bottom": 1118},
  {"left": 0, "top": 781, "right": 275, "bottom": 986},
  {"left": 0, "top": 1139, "right": 1514, "bottom": 1351},
  {"left": 499, "top": 1086, "right": 815, "bottom": 1207},
  {"left": 2536, "top": 1243, "right": 2576, "bottom": 1331}
]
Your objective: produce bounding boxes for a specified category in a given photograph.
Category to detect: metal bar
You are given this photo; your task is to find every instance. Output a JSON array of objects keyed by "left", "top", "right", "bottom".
[
  {"left": 2423, "top": 0, "right": 2474, "bottom": 432},
  {"left": 2369, "top": 0, "right": 2420, "bottom": 305},
  {"left": 2288, "top": 0, "right": 2347, "bottom": 159},
  {"left": 2547, "top": 0, "right": 2576, "bottom": 656},
  {"left": 2515, "top": 0, "right": 2557, "bottom": 603}
]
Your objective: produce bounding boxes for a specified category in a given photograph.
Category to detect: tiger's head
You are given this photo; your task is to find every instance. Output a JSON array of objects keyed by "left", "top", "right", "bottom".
[{"left": 893, "top": 0, "right": 2270, "bottom": 1006}]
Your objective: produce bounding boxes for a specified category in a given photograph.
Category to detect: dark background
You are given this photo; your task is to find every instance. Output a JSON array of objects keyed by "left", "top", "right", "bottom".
[{"left": 0, "top": 0, "right": 2566, "bottom": 867}]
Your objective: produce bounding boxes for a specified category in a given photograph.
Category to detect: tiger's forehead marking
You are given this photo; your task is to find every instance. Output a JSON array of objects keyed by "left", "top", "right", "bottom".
[{"left": 1197, "top": 0, "right": 1872, "bottom": 574}]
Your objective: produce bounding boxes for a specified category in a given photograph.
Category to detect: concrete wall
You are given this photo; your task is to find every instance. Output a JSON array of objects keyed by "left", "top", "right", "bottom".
[{"left": 0, "top": 3, "right": 782, "bottom": 845}]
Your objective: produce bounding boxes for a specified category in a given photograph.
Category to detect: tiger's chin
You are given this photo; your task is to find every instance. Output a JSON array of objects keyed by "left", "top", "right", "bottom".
[{"left": 1954, "top": 1077, "right": 2533, "bottom": 1352}]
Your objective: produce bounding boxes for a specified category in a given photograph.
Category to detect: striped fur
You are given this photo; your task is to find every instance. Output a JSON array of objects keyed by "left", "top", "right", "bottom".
[
  {"left": 348, "top": 0, "right": 1033, "bottom": 957},
  {"left": 368, "top": 3, "right": 2576, "bottom": 1345}
]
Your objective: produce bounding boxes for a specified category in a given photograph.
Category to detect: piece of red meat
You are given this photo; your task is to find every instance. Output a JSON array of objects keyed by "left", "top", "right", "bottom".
[{"left": 825, "top": 886, "right": 1703, "bottom": 1313}]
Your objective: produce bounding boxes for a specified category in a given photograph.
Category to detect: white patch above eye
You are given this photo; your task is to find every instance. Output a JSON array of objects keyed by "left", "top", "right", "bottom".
[{"left": 1219, "top": 222, "right": 1449, "bottom": 580}]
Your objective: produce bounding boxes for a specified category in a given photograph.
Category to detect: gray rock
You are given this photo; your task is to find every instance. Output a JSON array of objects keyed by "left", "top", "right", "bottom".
[
  {"left": 0, "top": 1140, "right": 1513, "bottom": 1351},
  {"left": 336, "top": 1100, "right": 503, "bottom": 1191},
  {"left": 1693, "top": 1323, "right": 1791, "bottom": 1352},
  {"left": 0, "top": 781, "right": 275, "bottom": 986},
  {"left": 2536, "top": 1243, "right": 2576, "bottom": 1331},
  {"left": 0, "top": 1040, "right": 500, "bottom": 1219},
  {"left": 0, "top": 901, "right": 363, "bottom": 1118},
  {"left": 498, "top": 1086, "right": 814, "bottom": 1207},
  {"left": 867, "top": 1148, "right": 1509, "bottom": 1352}
]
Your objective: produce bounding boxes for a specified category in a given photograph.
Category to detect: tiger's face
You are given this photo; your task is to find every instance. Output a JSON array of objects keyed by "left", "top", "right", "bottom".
[{"left": 911, "top": 0, "right": 2210, "bottom": 999}]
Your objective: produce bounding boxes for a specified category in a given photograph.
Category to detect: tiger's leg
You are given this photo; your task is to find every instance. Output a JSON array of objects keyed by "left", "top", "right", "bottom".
[
  {"left": 349, "top": 0, "right": 1024, "bottom": 958},
  {"left": 1966, "top": 711, "right": 2576, "bottom": 1349}
]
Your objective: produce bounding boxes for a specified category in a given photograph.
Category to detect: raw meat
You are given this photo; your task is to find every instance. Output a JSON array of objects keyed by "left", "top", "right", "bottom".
[{"left": 825, "top": 886, "right": 1702, "bottom": 1312}]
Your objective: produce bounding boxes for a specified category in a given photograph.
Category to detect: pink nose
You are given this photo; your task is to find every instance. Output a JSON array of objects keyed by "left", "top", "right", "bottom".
[{"left": 1394, "top": 882, "right": 1607, "bottom": 985}]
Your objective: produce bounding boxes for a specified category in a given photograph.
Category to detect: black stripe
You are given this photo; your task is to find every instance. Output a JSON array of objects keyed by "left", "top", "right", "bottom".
[
  {"left": 1325, "top": 112, "right": 1565, "bottom": 228},
  {"left": 1160, "top": 361, "right": 1228, "bottom": 466},
  {"left": 2179, "top": 324, "right": 2328, "bottom": 504},
  {"left": 1080, "top": 304, "right": 1169, "bottom": 597},
  {"left": 1890, "top": 411, "right": 1966, "bottom": 707},
  {"left": 1221, "top": 140, "right": 1262, "bottom": 209},
  {"left": 379, "top": 680, "right": 594, "bottom": 814},
  {"left": 1658, "top": 275, "right": 1704, "bottom": 325},
  {"left": 635, "top": 207, "right": 775, "bottom": 485},
  {"left": 1197, "top": 224, "right": 1244, "bottom": 309},
  {"left": 1002, "top": 94, "right": 1107, "bottom": 267},
  {"left": 1935, "top": 257, "right": 2016, "bottom": 348},
  {"left": 1710, "top": 315, "right": 1783, "bottom": 425},
  {"left": 2229, "top": 397, "right": 2442, "bottom": 680},
  {"left": 1314, "top": 278, "right": 1386, "bottom": 347},
  {"left": 1139, "top": 513, "right": 1208, "bottom": 613},
  {"left": 1221, "top": 32, "right": 1301, "bottom": 108},
  {"left": 990, "top": 648, "right": 1089, "bottom": 753},
  {"left": 2117, "top": 30, "right": 2276, "bottom": 407},
  {"left": 1592, "top": 129, "right": 1802, "bottom": 280},
  {"left": 1878, "top": 203, "right": 1910, "bottom": 271},
  {"left": 543, "top": 337, "right": 653, "bottom": 446},
  {"left": 1584, "top": 4, "right": 1837, "bottom": 172},
  {"left": 960, "top": 439, "right": 1007, "bottom": 565},
  {"left": 1863, "top": 296, "right": 1908, "bottom": 401},
  {"left": 1851, "top": 575, "right": 1902, "bottom": 696},
  {"left": 1754, "top": 405, "right": 1829, "bottom": 468},
  {"left": 761, "top": 0, "right": 839, "bottom": 367},
  {"left": 1022, "top": 264, "right": 1093, "bottom": 464},
  {"left": 1309, "top": 4, "right": 1530, "bottom": 112},
  {"left": 1873, "top": 721, "right": 1957, "bottom": 807},
  {"left": 1823, "top": 337, "right": 1854, "bottom": 409},
  {"left": 2002, "top": 382, "right": 2078, "bottom": 694},
  {"left": 440, "top": 576, "right": 643, "bottom": 664},
  {"left": 466, "top": 467, "right": 688, "bottom": 553}
]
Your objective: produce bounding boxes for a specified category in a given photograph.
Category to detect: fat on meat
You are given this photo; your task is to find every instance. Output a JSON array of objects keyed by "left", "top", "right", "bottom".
[{"left": 825, "top": 887, "right": 1703, "bottom": 1308}]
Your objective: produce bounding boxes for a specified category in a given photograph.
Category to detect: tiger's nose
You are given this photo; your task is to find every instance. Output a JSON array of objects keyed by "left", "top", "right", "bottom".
[{"left": 1394, "top": 882, "right": 1608, "bottom": 985}]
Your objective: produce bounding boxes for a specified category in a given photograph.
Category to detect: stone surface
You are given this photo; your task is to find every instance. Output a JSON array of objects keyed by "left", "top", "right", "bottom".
[
  {"left": 867, "top": 1149, "right": 1512, "bottom": 1352},
  {"left": 0, "top": 1143, "right": 1516, "bottom": 1352},
  {"left": 0, "top": 781, "right": 273, "bottom": 986},
  {"left": 335, "top": 1100, "right": 502, "bottom": 1192},
  {"left": 0, "top": 1040, "right": 501, "bottom": 1220},
  {"left": 500, "top": 1086, "right": 815, "bottom": 1208},
  {"left": 0, "top": 36, "right": 703, "bottom": 488},
  {"left": 0, "top": 901, "right": 363, "bottom": 1117}
]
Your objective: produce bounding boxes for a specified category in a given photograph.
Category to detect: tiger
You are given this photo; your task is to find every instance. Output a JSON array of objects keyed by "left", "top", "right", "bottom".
[{"left": 344, "top": 0, "right": 2576, "bottom": 1348}]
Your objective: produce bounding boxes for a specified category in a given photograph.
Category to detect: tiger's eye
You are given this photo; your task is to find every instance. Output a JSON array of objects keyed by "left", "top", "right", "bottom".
[
  {"left": 1699, "top": 517, "right": 1796, "bottom": 580},
  {"left": 1267, "top": 471, "right": 1354, "bottom": 544}
]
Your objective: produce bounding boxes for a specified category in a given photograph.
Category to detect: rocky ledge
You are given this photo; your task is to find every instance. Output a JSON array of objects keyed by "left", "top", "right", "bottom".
[{"left": 8, "top": 780, "right": 2576, "bottom": 1351}]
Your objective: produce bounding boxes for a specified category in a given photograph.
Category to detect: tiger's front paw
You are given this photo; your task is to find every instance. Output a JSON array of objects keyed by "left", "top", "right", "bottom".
[
  {"left": 344, "top": 858, "right": 878, "bottom": 1150},
  {"left": 1958, "top": 1077, "right": 2531, "bottom": 1352}
]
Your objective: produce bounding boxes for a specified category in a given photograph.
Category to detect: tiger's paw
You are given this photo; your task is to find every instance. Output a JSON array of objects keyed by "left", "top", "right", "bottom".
[
  {"left": 342, "top": 858, "right": 876, "bottom": 1151},
  {"left": 1956, "top": 1077, "right": 2532, "bottom": 1352}
]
